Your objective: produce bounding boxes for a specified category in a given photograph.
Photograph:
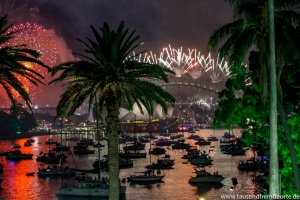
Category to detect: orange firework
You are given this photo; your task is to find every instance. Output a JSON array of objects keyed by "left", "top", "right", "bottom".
[{"left": 0, "top": 22, "right": 60, "bottom": 106}]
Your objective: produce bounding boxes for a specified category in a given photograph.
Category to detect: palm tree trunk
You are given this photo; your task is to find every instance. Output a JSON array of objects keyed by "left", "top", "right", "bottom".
[
  {"left": 278, "top": 102, "right": 300, "bottom": 194},
  {"left": 106, "top": 98, "right": 120, "bottom": 200},
  {"left": 268, "top": 0, "right": 279, "bottom": 195}
]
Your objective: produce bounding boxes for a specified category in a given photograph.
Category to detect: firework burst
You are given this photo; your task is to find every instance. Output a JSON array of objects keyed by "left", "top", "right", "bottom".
[
  {"left": 129, "top": 45, "right": 231, "bottom": 83},
  {"left": 1, "top": 22, "right": 60, "bottom": 105}
]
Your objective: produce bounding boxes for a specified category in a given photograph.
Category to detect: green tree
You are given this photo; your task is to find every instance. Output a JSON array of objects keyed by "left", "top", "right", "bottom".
[
  {"left": 0, "top": 15, "right": 48, "bottom": 108},
  {"left": 50, "top": 22, "right": 175, "bottom": 200},
  {"left": 208, "top": 0, "right": 300, "bottom": 194}
]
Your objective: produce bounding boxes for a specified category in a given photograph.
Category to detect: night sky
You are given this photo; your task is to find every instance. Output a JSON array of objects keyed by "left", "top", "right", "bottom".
[{"left": 0, "top": 0, "right": 233, "bottom": 107}]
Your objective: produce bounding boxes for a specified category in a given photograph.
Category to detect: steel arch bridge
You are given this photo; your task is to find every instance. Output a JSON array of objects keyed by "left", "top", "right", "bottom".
[{"left": 154, "top": 78, "right": 222, "bottom": 105}]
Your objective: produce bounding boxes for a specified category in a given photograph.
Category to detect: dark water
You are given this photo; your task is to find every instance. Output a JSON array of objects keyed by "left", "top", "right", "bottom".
[{"left": 0, "top": 129, "right": 258, "bottom": 200}]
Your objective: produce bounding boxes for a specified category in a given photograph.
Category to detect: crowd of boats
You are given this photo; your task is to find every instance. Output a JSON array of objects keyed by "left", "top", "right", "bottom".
[{"left": 0, "top": 130, "right": 269, "bottom": 198}]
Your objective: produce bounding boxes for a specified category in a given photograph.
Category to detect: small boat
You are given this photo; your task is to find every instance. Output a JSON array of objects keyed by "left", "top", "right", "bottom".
[
  {"left": 207, "top": 136, "right": 218, "bottom": 141},
  {"left": 74, "top": 149, "right": 95, "bottom": 155},
  {"left": 11, "top": 144, "right": 21, "bottom": 149},
  {"left": 186, "top": 135, "right": 201, "bottom": 140},
  {"left": 26, "top": 172, "right": 35, "bottom": 176},
  {"left": 24, "top": 141, "right": 32, "bottom": 147},
  {"left": 92, "top": 142, "right": 105, "bottom": 148},
  {"left": 93, "top": 157, "right": 133, "bottom": 170},
  {"left": 238, "top": 159, "right": 259, "bottom": 171},
  {"left": 56, "top": 179, "right": 126, "bottom": 197},
  {"left": 0, "top": 150, "right": 21, "bottom": 156},
  {"left": 66, "top": 137, "right": 80, "bottom": 142},
  {"left": 52, "top": 145, "right": 70, "bottom": 152},
  {"left": 45, "top": 139, "right": 58, "bottom": 145},
  {"left": 26, "top": 139, "right": 35, "bottom": 143},
  {"left": 188, "top": 129, "right": 196, "bottom": 133},
  {"left": 149, "top": 147, "right": 166, "bottom": 155},
  {"left": 171, "top": 142, "right": 191, "bottom": 150},
  {"left": 195, "top": 138, "right": 211, "bottom": 146},
  {"left": 155, "top": 138, "right": 173, "bottom": 146},
  {"left": 189, "top": 168, "right": 224, "bottom": 183},
  {"left": 127, "top": 169, "right": 164, "bottom": 183},
  {"left": 36, "top": 152, "right": 67, "bottom": 164},
  {"left": 190, "top": 156, "right": 213, "bottom": 166},
  {"left": 123, "top": 142, "right": 145, "bottom": 151},
  {"left": 6, "top": 152, "right": 33, "bottom": 161},
  {"left": 38, "top": 165, "right": 75, "bottom": 177},
  {"left": 78, "top": 138, "right": 94, "bottom": 145}
]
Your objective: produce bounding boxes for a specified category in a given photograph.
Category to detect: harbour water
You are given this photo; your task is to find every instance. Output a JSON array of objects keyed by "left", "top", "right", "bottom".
[{"left": 0, "top": 129, "right": 259, "bottom": 200}]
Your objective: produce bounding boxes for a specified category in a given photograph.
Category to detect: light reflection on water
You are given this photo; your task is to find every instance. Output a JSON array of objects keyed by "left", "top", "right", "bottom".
[{"left": 0, "top": 129, "right": 258, "bottom": 200}]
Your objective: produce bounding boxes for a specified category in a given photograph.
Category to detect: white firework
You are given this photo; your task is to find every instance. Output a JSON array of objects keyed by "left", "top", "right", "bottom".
[{"left": 129, "top": 45, "right": 231, "bottom": 83}]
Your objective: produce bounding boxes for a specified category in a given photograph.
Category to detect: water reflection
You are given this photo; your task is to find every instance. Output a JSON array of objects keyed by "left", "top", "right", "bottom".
[{"left": 0, "top": 129, "right": 258, "bottom": 200}]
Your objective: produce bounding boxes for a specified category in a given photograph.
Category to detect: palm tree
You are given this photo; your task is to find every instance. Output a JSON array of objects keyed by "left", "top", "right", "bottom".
[
  {"left": 208, "top": 0, "right": 300, "bottom": 194},
  {"left": 50, "top": 22, "right": 175, "bottom": 200},
  {"left": 0, "top": 15, "right": 48, "bottom": 108}
]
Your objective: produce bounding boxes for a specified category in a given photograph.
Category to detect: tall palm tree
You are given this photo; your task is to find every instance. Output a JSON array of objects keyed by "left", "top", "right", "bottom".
[
  {"left": 50, "top": 22, "right": 175, "bottom": 200},
  {"left": 0, "top": 15, "right": 48, "bottom": 108},
  {"left": 208, "top": 0, "right": 300, "bottom": 194}
]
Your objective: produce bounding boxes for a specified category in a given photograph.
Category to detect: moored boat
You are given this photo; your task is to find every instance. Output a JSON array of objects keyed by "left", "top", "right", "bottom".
[
  {"left": 56, "top": 180, "right": 126, "bottom": 197},
  {"left": 38, "top": 165, "right": 75, "bottom": 177},
  {"left": 189, "top": 168, "right": 224, "bottom": 183},
  {"left": 127, "top": 169, "right": 164, "bottom": 183},
  {"left": 6, "top": 151, "right": 33, "bottom": 161}
]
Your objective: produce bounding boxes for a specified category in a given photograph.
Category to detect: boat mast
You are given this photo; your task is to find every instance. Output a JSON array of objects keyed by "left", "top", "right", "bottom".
[
  {"left": 95, "top": 94, "right": 101, "bottom": 180},
  {"left": 149, "top": 117, "right": 152, "bottom": 165},
  {"left": 60, "top": 118, "right": 63, "bottom": 146}
]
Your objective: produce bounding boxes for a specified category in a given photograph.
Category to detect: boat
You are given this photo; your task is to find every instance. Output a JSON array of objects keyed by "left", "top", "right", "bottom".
[
  {"left": 6, "top": 151, "right": 33, "bottom": 161},
  {"left": 0, "top": 150, "right": 21, "bottom": 156},
  {"left": 52, "top": 145, "right": 70, "bottom": 152},
  {"left": 56, "top": 179, "right": 126, "bottom": 197},
  {"left": 171, "top": 141, "right": 191, "bottom": 150},
  {"left": 93, "top": 157, "right": 133, "bottom": 170},
  {"left": 36, "top": 152, "right": 67, "bottom": 164},
  {"left": 188, "top": 129, "right": 196, "bottom": 133},
  {"left": 92, "top": 142, "right": 105, "bottom": 148},
  {"left": 119, "top": 151, "right": 147, "bottom": 159},
  {"left": 26, "top": 139, "right": 35, "bottom": 143},
  {"left": 146, "top": 156, "right": 175, "bottom": 170},
  {"left": 186, "top": 134, "right": 201, "bottom": 140},
  {"left": 123, "top": 142, "right": 145, "bottom": 151},
  {"left": 189, "top": 168, "right": 224, "bottom": 183},
  {"left": 149, "top": 147, "right": 166, "bottom": 155},
  {"left": 182, "top": 148, "right": 203, "bottom": 160},
  {"left": 78, "top": 138, "right": 94, "bottom": 145},
  {"left": 238, "top": 159, "right": 259, "bottom": 171},
  {"left": 26, "top": 172, "right": 35, "bottom": 176},
  {"left": 23, "top": 141, "right": 32, "bottom": 147},
  {"left": 207, "top": 136, "right": 218, "bottom": 141},
  {"left": 155, "top": 138, "right": 173, "bottom": 146},
  {"left": 66, "top": 137, "right": 80, "bottom": 141},
  {"left": 190, "top": 156, "right": 213, "bottom": 166},
  {"left": 74, "top": 149, "right": 95, "bottom": 155},
  {"left": 127, "top": 169, "right": 164, "bottom": 183},
  {"left": 195, "top": 138, "right": 211, "bottom": 146},
  {"left": 38, "top": 165, "right": 75, "bottom": 177},
  {"left": 45, "top": 139, "right": 58, "bottom": 145},
  {"left": 11, "top": 144, "right": 21, "bottom": 149}
]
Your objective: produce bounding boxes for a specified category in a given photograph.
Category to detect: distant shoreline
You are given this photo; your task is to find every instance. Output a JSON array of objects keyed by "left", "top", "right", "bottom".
[{"left": 0, "top": 131, "right": 60, "bottom": 140}]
